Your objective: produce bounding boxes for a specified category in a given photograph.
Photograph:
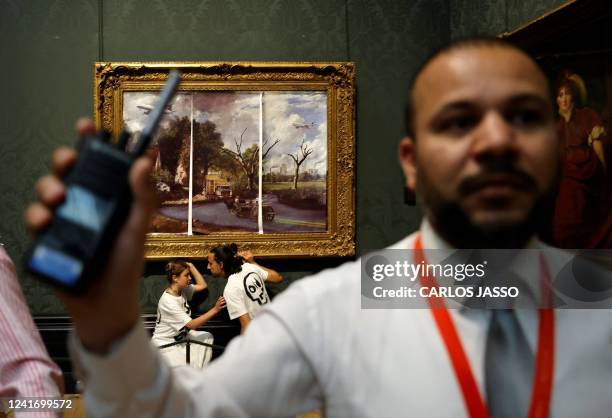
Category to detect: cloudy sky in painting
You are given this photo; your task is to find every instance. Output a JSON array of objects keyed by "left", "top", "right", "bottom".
[
  {"left": 123, "top": 91, "right": 327, "bottom": 174},
  {"left": 262, "top": 92, "right": 327, "bottom": 175},
  {"left": 122, "top": 92, "right": 196, "bottom": 150}
]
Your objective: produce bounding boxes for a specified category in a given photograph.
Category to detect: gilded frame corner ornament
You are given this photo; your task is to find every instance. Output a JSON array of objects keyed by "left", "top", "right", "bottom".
[{"left": 93, "top": 61, "right": 355, "bottom": 260}]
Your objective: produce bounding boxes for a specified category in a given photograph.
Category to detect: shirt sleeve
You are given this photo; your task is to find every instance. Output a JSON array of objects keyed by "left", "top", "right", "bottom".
[
  {"left": 253, "top": 264, "right": 269, "bottom": 281},
  {"left": 224, "top": 284, "right": 248, "bottom": 320},
  {"left": 69, "top": 308, "right": 322, "bottom": 417},
  {"left": 0, "top": 247, "right": 63, "bottom": 404}
]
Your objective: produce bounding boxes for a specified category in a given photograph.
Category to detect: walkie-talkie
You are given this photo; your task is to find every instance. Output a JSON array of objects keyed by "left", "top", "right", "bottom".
[{"left": 27, "top": 70, "right": 181, "bottom": 294}]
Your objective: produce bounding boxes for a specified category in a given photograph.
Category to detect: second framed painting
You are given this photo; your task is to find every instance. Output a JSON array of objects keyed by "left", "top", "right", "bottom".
[
  {"left": 94, "top": 62, "right": 355, "bottom": 258},
  {"left": 501, "top": 0, "right": 612, "bottom": 249}
]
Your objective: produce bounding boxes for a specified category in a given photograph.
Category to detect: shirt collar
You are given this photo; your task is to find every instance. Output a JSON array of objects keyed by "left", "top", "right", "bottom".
[{"left": 418, "top": 218, "right": 544, "bottom": 311}]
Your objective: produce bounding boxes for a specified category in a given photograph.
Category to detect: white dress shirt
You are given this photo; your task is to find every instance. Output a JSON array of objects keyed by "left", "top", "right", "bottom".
[{"left": 70, "top": 222, "right": 612, "bottom": 417}]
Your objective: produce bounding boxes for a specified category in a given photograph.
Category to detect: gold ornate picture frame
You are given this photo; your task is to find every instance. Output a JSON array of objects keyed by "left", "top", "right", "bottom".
[{"left": 94, "top": 62, "right": 355, "bottom": 259}]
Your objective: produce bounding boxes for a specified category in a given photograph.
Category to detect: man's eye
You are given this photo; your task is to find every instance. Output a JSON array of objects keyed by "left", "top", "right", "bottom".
[
  {"left": 439, "top": 115, "right": 478, "bottom": 134},
  {"left": 506, "top": 109, "right": 544, "bottom": 127}
]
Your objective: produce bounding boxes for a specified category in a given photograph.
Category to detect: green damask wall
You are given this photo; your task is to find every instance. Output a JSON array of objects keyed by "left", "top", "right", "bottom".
[
  {"left": 0, "top": 0, "right": 565, "bottom": 315},
  {"left": 0, "top": 1, "right": 100, "bottom": 313},
  {"left": 450, "top": 0, "right": 569, "bottom": 38}
]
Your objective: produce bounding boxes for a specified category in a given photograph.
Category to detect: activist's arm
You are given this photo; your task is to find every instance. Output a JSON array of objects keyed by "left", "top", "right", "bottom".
[
  {"left": 186, "top": 262, "right": 208, "bottom": 293},
  {"left": 239, "top": 250, "right": 283, "bottom": 283}
]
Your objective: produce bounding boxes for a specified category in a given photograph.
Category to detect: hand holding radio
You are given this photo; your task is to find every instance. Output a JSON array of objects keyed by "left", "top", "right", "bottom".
[
  {"left": 26, "top": 71, "right": 180, "bottom": 294},
  {"left": 24, "top": 71, "right": 181, "bottom": 353},
  {"left": 25, "top": 120, "right": 157, "bottom": 353}
]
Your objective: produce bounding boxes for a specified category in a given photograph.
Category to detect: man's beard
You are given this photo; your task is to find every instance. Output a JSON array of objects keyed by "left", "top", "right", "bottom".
[{"left": 416, "top": 160, "right": 558, "bottom": 249}]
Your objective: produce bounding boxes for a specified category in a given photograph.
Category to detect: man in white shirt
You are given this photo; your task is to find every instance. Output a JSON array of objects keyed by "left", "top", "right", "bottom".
[{"left": 26, "top": 38, "right": 612, "bottom": 417}]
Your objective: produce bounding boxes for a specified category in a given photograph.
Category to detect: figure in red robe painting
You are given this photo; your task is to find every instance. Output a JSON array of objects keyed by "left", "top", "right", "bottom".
[{"left": 552, "top": 71, "right": 611, "bottom": 248}]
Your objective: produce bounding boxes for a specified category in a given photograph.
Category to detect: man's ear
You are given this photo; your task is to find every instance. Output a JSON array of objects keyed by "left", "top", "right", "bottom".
[{"left": 398, "top": 137, "right": 417, "bottom": 192}]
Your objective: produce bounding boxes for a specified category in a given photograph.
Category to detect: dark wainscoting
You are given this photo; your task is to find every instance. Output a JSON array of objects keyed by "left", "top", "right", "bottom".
[{"left": 35, "top": 315, "right": 240, "bottom": 393}]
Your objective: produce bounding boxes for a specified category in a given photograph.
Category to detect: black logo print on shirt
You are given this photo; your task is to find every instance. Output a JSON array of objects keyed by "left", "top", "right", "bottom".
[{"left": 243, "top": 272, "right": 269, "bottom": 306}]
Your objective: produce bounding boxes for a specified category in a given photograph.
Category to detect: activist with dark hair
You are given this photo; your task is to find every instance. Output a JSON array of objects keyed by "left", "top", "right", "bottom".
[
  {"left": 207, "top": 244, "right": 282, "bottom": 333},
  {"left": 25, "top": 38, "right": 612, "bottom": 417}
]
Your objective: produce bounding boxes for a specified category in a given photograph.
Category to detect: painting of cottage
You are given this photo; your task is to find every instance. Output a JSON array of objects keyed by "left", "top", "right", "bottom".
[{"left": 123, "top": 90, "right": 328, "bottom": 235}]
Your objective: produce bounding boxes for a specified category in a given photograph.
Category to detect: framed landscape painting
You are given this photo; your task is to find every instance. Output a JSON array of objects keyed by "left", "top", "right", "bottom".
[{"left": 94, "top": 62, "right": 355, "bottom": 258}]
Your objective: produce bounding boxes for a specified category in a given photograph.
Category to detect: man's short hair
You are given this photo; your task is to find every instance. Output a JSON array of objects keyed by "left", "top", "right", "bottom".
[{"left": 404, "top": 37, "right": 545, "bottom": 138}]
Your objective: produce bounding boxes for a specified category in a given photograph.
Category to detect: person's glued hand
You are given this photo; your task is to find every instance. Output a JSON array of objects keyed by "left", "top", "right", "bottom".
[
  {"left": 238, "top": 250, "right": 255, "bottom": 263},
  {"left": 214, "top": 296, "right": 227, "bottom": 312}
]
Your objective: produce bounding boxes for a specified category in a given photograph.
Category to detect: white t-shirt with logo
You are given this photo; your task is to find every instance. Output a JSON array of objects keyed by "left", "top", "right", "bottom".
[
  {"left": 223, "top": 263, "right": 270, "bottom": 320},
  {"left": 151, "top": 284, "right": 195, "bottom": 346}
]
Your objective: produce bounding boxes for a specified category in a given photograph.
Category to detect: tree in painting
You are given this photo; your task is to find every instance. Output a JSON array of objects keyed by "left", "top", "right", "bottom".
[
  {"left": 192, "top": 120, "right": 236, "bottom": 195},
  {"left": 287, "top": 138, "right": 313, "bottom": 190},
  {"left": 224, "top": 127, "right": 280, "bottom": 193},
  {"left": 156, "top": 116, "right": 236, "bottom": 194}
]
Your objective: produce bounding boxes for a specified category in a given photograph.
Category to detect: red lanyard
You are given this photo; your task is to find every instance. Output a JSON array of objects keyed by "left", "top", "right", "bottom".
[{"left": 414, "top": 234, "right": 555, "bottom": 418}]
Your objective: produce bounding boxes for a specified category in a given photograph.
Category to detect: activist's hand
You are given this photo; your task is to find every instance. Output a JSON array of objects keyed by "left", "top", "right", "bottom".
[
  {"left": 238, "top": 250, "right": 255, "bottom": 263},
  {"left": 213, "top": 296, "right": 226, "bottom": 313},
  {"left": 24, "top": 118, "right": 157, "bottom": 354}
]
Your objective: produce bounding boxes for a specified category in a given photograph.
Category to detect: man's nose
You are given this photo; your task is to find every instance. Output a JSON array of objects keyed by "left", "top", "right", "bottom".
[{"left": 471, "top": 112, "right": 517, "bottom": 158}]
